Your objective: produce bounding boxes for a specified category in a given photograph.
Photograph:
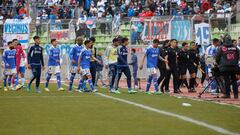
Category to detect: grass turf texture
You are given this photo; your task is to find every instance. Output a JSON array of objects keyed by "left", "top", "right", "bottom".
[{"left": 0, "top": 83, "right": 239, "bottom": 135}]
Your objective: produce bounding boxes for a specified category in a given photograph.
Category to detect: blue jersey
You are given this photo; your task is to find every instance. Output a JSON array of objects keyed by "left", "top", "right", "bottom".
[
  {"left": 69, "top": 44, "right": 84, "bottom": 67},
  {"left": 117, "top": 45, "right": 128, "bottom": 67},
  {"left": 145, "top": 45, "right": 159, "bottom": 68},
  {"left": 80, "top": 48, "right": 92, "bottom": 69},
  {"left": 2, "top": 49, "right": 16, "bottom": 69},
  {"left": 48, "top": 46, "right": 61, "bottom": 66}
]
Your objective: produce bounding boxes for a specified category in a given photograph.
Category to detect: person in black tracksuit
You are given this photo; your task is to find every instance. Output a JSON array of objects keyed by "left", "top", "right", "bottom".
[
  {"left": 27, "top": 36, "right": 44, "bottom": 93},
  {"left": 215, "top": 34, "right": 239, "bottom": 99},
  {"left": 90, "top": 37, "right": 97, "bottom": 86},
  {"left": 177, "top": 42, "right": 190, "bottom": 91},
  {"left": 188, "top": 42, "right": 200, "bottom": 92},
  {"left": 164, "top": 39, "right": 180, "bottom": 93},
  {"left": 157, "top": 40, "right": 169, "bottom": 93}
]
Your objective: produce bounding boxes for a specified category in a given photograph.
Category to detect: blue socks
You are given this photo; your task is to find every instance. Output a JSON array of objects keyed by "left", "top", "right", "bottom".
[
  {"left": 14, "top": 75, "right": 18, "bottom": 86},
  {"left": 88, "top": 79, "right": 94, "bottom": 90},
  {"left": 4, "top": 76, "right": 7, "bottom": 87},
  {"left": 8, "top": 75, "right": 12, "bottom": 87},
  {"left": 56, "top": 73, "right": 61, "bottom": 88},
  {"left": 69, "top": 73, "right": 76, "bottom": 91},
  {"left": 153, "top": 75, "right": 158, "bottom": 92},
  {"left": 146, "top": 75, "right": 153, "bottom": 92},
  {"left": 45, "top": 74, "right": 51, "bottom": 88},
  {"left": 146, "top": 74, "right": 158, "bottom": 92}
]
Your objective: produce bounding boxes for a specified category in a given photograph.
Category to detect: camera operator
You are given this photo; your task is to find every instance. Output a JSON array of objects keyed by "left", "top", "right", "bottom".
[{"left": 215, "top": 34, "right": 239, "bottom": 99}]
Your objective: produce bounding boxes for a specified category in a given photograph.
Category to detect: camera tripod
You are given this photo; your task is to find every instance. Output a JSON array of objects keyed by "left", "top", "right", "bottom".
[{"left": 198, "top": 76, "right": 225, "bottom": 98}]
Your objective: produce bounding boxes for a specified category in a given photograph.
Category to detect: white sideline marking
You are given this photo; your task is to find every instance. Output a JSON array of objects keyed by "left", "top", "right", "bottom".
[
  {"left": 2, "top": 83, "right": 238, "bottom": 135},
  {"left": 61, "top": 83, "right": 240, "bottom": 135},
  {"left": 95, "top": 92, "right": 240, "bottom": 135}
]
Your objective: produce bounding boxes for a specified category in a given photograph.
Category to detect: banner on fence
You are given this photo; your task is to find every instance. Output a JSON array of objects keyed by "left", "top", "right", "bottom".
[
  {"left": 50, "top": 29, "right": 76, "bottom": 43},
  {"left": 171, "top": 20, "right": 191, "bottom": 41},
  {"left": 3, "top": 19, "right": 31, "bottom": 49},
  {"left": 195, "top": 23, "right": 210, "bottom": 46},
  {"left": 142, "top": 21, "right": 169, "bottom": 41}
]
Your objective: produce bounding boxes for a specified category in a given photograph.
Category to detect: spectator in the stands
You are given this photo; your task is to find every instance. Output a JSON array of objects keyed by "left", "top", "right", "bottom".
[{"left": 97, "top": 0, "right": 105, "bottom": 18}]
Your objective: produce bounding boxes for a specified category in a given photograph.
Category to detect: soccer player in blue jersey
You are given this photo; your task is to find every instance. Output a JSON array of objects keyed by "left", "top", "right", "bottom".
[
  {"left": 77, "top": 40, "right": 100, "bottom": 93},
  {"left": 140, "top": 39, "right": 162, "bottom": 95},
  {"left": 115, "top": 37, "right": 137, "bottom": 94},
  {"left": 44, "top": 39, "right": 64, "bottom": 92},
  {"left": 2, "top": 41, "right": 22, "bottom": 91},
  {"left": 69, "top": 37, "right": 84, "bottom": 92}
]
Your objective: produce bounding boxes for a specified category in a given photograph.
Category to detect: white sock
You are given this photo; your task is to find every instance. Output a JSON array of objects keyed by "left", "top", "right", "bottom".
[{"left": 21, "top": 78, "right": 25, "bottom": 85}]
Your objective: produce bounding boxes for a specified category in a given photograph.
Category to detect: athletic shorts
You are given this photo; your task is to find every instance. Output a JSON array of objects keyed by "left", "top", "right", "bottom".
[
  {"left": 80, "top": 68, "right": 91, "bottom": 76},
  {"left": 19, "top": 66, "right": 26, "bottom": 74},
  {"left": 179, "top": 65, "right": 187, "bottom": 75},
  {"left": 147, "top": 68, "right": 157, "bottom": 75},
  {"left": 4, "top": 68, "right": 17, "bottom": 75},
  {"left": 70, "top": 66, "right": 78, "bottom": 74},
  {"left": 188, "top": 64, "right": 197, "bottom": 74},
  {"left": 48, "top": 66, "right": 61, "bottom": 74}
]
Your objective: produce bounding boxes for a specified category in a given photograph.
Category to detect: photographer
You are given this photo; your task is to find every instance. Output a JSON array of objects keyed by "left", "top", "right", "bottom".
[{"left": 215, "top": 34, "right": 239, "bottom": 99}]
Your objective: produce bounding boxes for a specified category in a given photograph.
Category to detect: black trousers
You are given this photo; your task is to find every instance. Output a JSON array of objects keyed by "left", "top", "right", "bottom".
[
  {"left": 90, "top": 62, "right": 96, "bottom": 86},
  {"left": 222, "top": 71, "right": 238, "bottom": 97},
  {"left": 164, "top": 67, "right": 179, "bottom": 91},
  {"left": 157, "top": 68, "right": 167, "bottom": 86},
  {"left": 29, "top": 66, "right": 41, "bottom": 88},
  {"left": 200, "top": 63, "right": 206, "bottom": 84}
]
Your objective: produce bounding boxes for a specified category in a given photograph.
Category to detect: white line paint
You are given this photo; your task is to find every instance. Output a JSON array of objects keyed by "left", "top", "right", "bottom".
[
  {"left": 61, "top": 83, "right": 240, "bottom": 135},
  {"left": 2, "top": 83, "right": 237, "bottom": 135},
  {"left": 95, "top": 92, "right": 240, "bottom": 135}
]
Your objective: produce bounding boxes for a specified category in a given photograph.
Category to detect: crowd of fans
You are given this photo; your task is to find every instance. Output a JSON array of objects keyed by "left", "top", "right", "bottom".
[{"left": 0, "top": 0, "right": 238, "bottom": 20}]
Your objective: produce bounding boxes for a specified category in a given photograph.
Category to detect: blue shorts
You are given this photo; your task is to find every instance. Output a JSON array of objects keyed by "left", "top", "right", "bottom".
[{"left": 19, "top": 66, "right": 26, "bottom": 74}]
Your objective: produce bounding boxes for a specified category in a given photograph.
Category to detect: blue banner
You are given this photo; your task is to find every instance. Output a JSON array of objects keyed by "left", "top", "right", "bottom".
[{"left": 171, "top": 20, "right": 191, "bottom": 41}]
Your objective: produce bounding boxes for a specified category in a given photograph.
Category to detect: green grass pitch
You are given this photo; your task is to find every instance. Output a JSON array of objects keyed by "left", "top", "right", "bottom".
[{"left": 0, "top": 83, "right": 240, "bottom": 135}]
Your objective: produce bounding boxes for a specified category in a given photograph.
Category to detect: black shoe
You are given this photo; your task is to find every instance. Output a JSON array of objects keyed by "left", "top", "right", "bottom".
[
  {"left": 165, "top": 90, "right": 170, "bottom": 93},
  {"left": 174, "top": 90, "right": 180, "bottom": 94},
  {"left": 221, "top": 95, "right": 231, "bottom": 98},
  {"left": 177, "top": 89, "right": 183, "bottom": 93}
]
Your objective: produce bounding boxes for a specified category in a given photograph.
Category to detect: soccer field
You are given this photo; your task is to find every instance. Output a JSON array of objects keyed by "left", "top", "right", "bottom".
[{"left": 0, "top": 83, "right": 240, "bottom": 135}]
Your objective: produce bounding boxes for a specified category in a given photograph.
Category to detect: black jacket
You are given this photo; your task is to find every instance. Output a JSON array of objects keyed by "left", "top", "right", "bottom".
[
  {"left": 215, "top": 44, "right": 239, "bottom": 72},
  {"left": 157, "top": 46, "right": 168, "bottom": 69},
  {"left": 27, "top": 44, "right": 44, "bottom": 67}
]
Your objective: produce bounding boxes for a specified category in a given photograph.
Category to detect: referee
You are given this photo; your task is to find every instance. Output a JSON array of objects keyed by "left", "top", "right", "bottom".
[{"left": 27, "top": 36, "right": 45, "bottom": 93}]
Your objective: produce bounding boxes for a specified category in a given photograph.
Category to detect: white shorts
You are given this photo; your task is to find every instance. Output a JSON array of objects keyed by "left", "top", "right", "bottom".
[
  {"left": 4, "top": 68, "right": 17, "bottom": 75},
  {"left": 70, "top": 66, "right": 78, "bottom": 74},
  {"left": 147, "top": 68, "right": 157, "bottom": 75},
  {"left": 80, "top": 68, "right": 91, "bottom": 76},
  {"left": 48, "top": 66, "right": 61, "bottom": 74}
]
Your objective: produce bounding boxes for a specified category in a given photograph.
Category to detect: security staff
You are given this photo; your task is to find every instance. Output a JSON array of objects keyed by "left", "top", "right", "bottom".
[
  {"left": 188, "top": 42, "right": 200, "bottom": 92},
  {"left": 164, "top": 39, "right": 180, "bottom": 93},
  {"left": 157, "top": 40, "right": 170, "bottom": 93},
  {"left": 215, "top": 34, "right": 239, "bottom": 99},
  {"left": 178, "top": 42, "right": 190, "bottom": 91}
]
